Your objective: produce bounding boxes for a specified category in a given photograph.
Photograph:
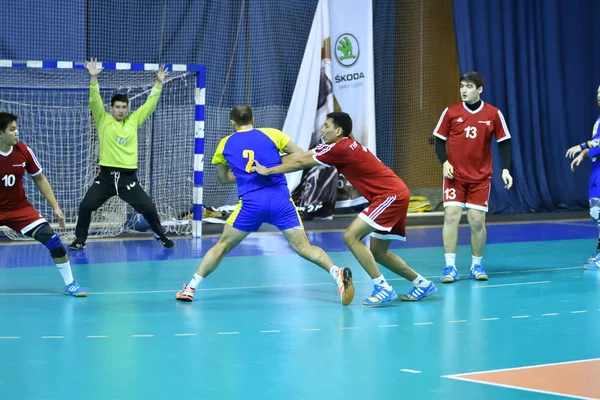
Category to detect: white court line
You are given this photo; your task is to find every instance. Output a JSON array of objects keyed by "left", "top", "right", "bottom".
[
  {"left": 511, "top": 315, "right": 530, "bottom": 319},
  {"left": 87, "top": 335, "right": 108, "bottom": 338},
  {"left": 481, "top": 318, "right": 499, "bottom": 321},
  {"left": 0, "top": 336, "right": 19, "bottom": 339},
  {"left": 41, "top": 336, "right": 63, "bottom": 339},
  {"left": 217, "top": 332, "right": 239, "bottom": 335},
  {"left": 259, "top": 330, "right": 281, "bottom": 333},
  {"left": 542, "top": 313, "right": 559, "bottom": 316},
  {"left": 175, "top": 333, "right": 197, "bottom": 337},
  {"left": 0, "top": 267, "right": 583, "bottom": 297},
  {"left": 378, "top": 324, "right": 399, "bottom": 328},
  {"left": 300, "top": 328, "right": 321, "bottom": 332},
  {"left": 413, "top": 322, "right": 433, "bottom": 326},
  {"left": 132, "top": 334, "right": 154, "bottom": 338},
  {"left": 570, "top": 310, "right": 588, "bottom": 314},
  {"left": 400, "top": 369, "right": 421, "bottom": 374},
  {"left": 552, "top": 222, "right": 597, "bottom": 227},
  {"left": 474, "top": 281, "right": 550, "bottom": 288},
  {"left": 448, "top": 320, "right": 467, "bottom": 323}
]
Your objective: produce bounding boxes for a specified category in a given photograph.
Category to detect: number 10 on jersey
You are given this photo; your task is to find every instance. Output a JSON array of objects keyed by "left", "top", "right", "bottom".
[{"left": 243, "top": 150, "right": 255, "bottom": 172}]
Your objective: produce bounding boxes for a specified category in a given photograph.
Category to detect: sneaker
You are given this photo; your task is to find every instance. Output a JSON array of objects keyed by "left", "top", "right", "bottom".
[
  {"left": 67, "top": 241, "right": 85, "bottom": 251},
  {"left": 441, "top": 265, "right": 459, "bottom": 283},
  {"left": 155, "top": 233, "right": 174, "bottom": 248},
  {"left": 470, "top": 264, "right": 488, "bottom": 280},
  {"left": 175, "top": 284, "right": 195, "bottom": 302},
  {"left": 400, "top": 281, "right": 438, "bottom": 301},
  {"left": 585, "top": 251, "right": 600, "bottom": 270},
  {"left": 64, "top": 281, "right": 87, "bottom": 297},
  {"left": 362, "top": 284, "right": 398, "bottom": 306},
  {"left": 335, "top": 267, "right": 354, "bottom": 306}
]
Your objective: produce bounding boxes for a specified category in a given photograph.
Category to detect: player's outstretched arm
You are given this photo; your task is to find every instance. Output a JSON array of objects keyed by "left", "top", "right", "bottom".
[
  {"left": 86, "top": 58, "right": 108, "bottom": 124},
  {"left": 132, "top": 64, "right": 168, "bottom": 125},
  {"left": 253, "top": 151, "right": 318, "bottom": 176},
  {"left": 31, "top": 173, "right": 66, "bottom": 228},
  {"left": 571, "top": 149, "right": 589, "bottom": 172},
  {"left": 215, "top": 164, "right": 236, "bottom": 184},
  {"left": 566, "top": 138, "right": 600, "bottom": 158}
]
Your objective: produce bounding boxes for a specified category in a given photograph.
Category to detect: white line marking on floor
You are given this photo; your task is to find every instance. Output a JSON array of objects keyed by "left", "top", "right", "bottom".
[
  {"left": 0, "top": 336, "right": 20, "bottom": 339},
  {"left": 413, "top": 322, "right": 433, "bottom": 326},
  {"left": 87, "top": 335, "right": 108, "bottom": 338},
  {"left": 174, "top": 333, "right": 197, "bottom": 337},
  {"left": 217, "top": 332, "right": 239, "bottom": 335},
  {"left": 41, "top": 336, "right": 63, "bottom": 339},
  {"left": 481, "top": 318, "right": 499, "bottom": 321},
  {"left": 449, "top": 320, "right": 467, "bottom": 323},
  {"left": 300, "top": 328, "right": 321, "bottom": 332},
  {"left": 542, "top": 313, "right": 559, "bottom": 316},
  {"left": 475, "top": 281, "right": 550, "bottom": 288},
  {"left": 0, "top": 267, "right": 583, "bottom": 297},
  {"left": 570, "top": 310, "right": 588, "bottom": 314},
  {"left": 378, "top": 324, "right": 399, "bottom": 328},
  {"left": 511, "top": 315, "right": 530, "bottom": 319},
  {"left": 132, "top": 334, "right": 154, "bottom": 338},
  {"left": 400, "top": 369, "right": 422, "bottom": 374},
  {"left": 340, "top": 327, "right": 361, "bottom": 330},
  {"left": 259, "top": 330, "right": 281, "bottom": 333}
]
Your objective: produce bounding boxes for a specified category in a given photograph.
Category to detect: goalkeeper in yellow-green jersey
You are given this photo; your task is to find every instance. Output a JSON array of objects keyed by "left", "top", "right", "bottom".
[{"left": 68, "top": 58, "right": 174, "bottom": 250}]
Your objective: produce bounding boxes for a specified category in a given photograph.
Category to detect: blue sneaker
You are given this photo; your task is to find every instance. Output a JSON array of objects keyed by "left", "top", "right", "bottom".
[
  {"left": 64, "top": 281, "right": 87, "bottom": 297},
  {"left": 362, "top": 284, "right": 398, "bottom": 306},
  {"left": 585, "top": 251, "right": 600, "bottom": 270},
  {"left": 470, "top": 264, "right": 488, "bottom": 280},
  {"left": 441, "top": 266, "right": 459, "bottom": 283},
  {"left": 400, "top": 281, "right": 438, "bottom": 301}
]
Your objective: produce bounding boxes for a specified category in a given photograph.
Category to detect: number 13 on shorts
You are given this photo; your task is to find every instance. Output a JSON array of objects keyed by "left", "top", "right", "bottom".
[{"left": 243, "top": 149, "right": 255, "bottom": 172}]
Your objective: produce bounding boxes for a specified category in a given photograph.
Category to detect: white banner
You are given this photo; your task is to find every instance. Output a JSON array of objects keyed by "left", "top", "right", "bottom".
[
  {"left": 330, "top": 0, "right": 376, "bottom": 153},
  {"left": 283, "top": 0, "right": 374, "bottom": 216}
]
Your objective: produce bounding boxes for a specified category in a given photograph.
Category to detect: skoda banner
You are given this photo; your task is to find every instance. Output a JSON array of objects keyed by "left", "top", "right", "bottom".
[{"left": 283, "top": 0, "right": 375, "bottom": 219}]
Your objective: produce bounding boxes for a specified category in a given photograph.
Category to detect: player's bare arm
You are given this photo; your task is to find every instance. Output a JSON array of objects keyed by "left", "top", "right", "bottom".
[
  {"left": 215, "top": 164, "right": 236, "bottom": 184},
  {"left": 566, "top": 138, "right": 600, "bottom": 158},
  {"left": 31, "top": 173, "right": 66, "bottom": 228},
  {"left": 571, "top": 149, "right": 589, "bottom": 172},
  {"left": 280, "top": 140, "right": 304, "bottom": 160},
  {"left": 253, "top": 150, "right": 317, "bottom": 175}
]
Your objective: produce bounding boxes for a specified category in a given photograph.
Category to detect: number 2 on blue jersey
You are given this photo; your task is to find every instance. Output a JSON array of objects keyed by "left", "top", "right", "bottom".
[{"left": 243, "top": 149, "right": 255, "bottom": 172}]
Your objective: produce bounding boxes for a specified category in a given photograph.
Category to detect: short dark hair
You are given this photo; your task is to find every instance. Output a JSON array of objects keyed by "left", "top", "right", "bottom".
[
  {"left": 230, "top": 105, "right": 253, "bottom": 125},
  {"left": 111, "top": 94, "right": 129, "bottom": 106},
  {"left": 327, "top": 112, "right": 352, "bottom": 137},
  {"left": 0, "top": 112, "right": 17, "bottom": 133},
  {"left": 460, "top": 71, "right": 484, "bottom": 89}
]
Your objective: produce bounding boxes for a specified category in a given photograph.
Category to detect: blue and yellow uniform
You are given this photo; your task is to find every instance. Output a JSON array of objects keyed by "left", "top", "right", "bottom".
[
  {"left": 212, "top": 128, "right": 303, "bottom": 232},
  {"left": 589, "top": 115, "right": 600, "bottom": 199}
]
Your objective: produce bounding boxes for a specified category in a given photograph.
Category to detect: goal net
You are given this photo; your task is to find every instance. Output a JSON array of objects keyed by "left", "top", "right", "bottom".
[{"left": 0, "top": 62, "right": 202, "bottom": 240}]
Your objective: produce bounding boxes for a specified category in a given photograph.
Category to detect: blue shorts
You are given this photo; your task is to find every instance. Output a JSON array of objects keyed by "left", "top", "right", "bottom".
[
  {"left": 590, "top": 169, "right": 600, "bottom": 199},
  {"left": 226, "top": 185, "right": 303, "bottom": 232}
]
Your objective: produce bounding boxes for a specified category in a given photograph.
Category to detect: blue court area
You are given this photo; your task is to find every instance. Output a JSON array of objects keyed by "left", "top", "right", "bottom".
[{"left": 1, "top": 220, "right": 600, "bottom": 400}]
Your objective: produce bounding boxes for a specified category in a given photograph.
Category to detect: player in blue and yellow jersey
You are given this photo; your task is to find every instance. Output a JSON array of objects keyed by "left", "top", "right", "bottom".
[
  {"left": 176, "top": 105, "right": 354, "bottom": 305},
  {"left": 567, "top": 84, "right": 600, "bottom": 269}
]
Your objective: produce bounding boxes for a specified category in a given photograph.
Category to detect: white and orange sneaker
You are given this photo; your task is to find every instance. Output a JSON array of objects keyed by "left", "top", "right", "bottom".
[
  {"left": 175, "top": 284, "right": 195, "bottom": 302},
  {"left": 335, "top": 267, "right": 354, "bottom": 306}
]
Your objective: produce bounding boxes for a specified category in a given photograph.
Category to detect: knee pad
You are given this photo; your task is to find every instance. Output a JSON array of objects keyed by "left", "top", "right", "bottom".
[{"left": 33, "top": 223, "right": 67, "bottom": 258}]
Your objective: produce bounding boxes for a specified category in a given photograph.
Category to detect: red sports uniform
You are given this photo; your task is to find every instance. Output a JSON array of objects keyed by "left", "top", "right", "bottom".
[
  {"left": 433, "top": 101, "right": 511, "bottom": 211},
  {"left": 0, "top": 142, "right": 46, "bottom": 234},
  {"left": 313, "top": 137, "right": 409, "bottom": 240}
]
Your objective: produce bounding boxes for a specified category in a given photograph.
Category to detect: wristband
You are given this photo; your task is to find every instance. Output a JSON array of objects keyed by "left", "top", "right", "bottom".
[{"left": 581, "top": 141, "right": 589, "bottom": 150}]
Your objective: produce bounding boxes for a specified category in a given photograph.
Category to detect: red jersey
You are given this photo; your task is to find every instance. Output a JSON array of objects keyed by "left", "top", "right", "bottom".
[
  {"left": 0, "top": 142, "right": 42, "bottom": 210},
  {"left": 433, "top": 101, "right": 511, "bottom": 182},
  {"left": 313, "top": 137, "right": 407, "bottom": 202}
]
